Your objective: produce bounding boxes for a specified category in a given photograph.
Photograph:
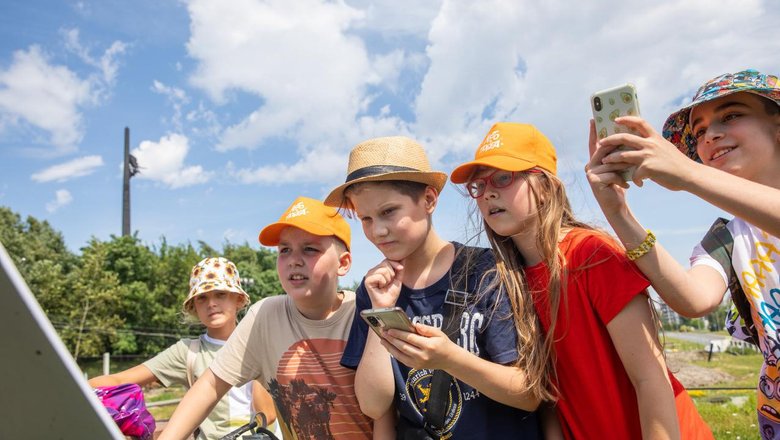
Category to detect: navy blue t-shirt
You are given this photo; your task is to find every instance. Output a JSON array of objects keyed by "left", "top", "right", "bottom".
[{"left": 341, "top": 244, "right": 540, "bottom": 439}]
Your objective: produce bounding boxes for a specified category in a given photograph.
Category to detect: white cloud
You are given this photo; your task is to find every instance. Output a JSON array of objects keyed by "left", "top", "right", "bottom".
[
  {"left": 152, "top": 80, "right": 190, "bottom": 131},
  {"left": 185, "top": 0, "right": 405, "bottom": 151},
  {"left": 414, "top": 0, "right": 780, "bottom": 163},
  {"left": 131, "top": 133, "right": 212, "bottom": 188},
  {"left": 45, "top": 189, "right": 73, "bottom": 213},
  {"left": 182, "top": 0, "right": 779, "bottom": 192},
  {"left": 346, "top": 0, "right": 443, "bottom": 37},
  {"left": 31, "top": 155, "right": 104, "bottom": 182},
  {"left": 0, "top": 30, "right": 126, "bottom": 155},
  {"left": 62, "top": 28, "right": 127, "bottom": 86},
  {"left": 234, "top": 147, "right": 346, "bottom": 185},
  {"left": 0, "top": 46, "right": 92, "bottom": 153}
]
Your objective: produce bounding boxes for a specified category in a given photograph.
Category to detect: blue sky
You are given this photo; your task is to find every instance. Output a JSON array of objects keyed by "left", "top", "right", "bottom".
[{"left": 1, "top": 0, "right": 779, "bottom": 286}]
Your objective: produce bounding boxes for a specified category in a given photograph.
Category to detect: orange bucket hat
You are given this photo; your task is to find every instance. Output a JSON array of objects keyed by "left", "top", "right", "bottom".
[
  {"left": 324, "top": 136, "right": 448, "bottom": 208},
  {"left": 259, "top": 196, "right": 351, "bottom": 250},
  {"left": 450, "top": 122, "right": 557, "bottom": 183},
  {"left": 183, "top": 257, "right": 250, "bottom": 314}
]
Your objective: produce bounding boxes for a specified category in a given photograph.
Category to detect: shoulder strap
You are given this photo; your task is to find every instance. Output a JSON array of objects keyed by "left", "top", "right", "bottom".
[
  {"left": 424, "top": 246, "right": 483, "bottom": 434},
  {"left": 186, "top": 337, "right": 200, "bottom": 388},
  {"left": 700, "top": 218, "right": 759, "bottom": 345}
]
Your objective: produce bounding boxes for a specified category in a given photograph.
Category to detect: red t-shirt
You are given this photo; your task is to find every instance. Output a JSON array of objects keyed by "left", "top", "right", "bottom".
[{"left": 525, "top": 228, "right": 685, "bottom": 439}]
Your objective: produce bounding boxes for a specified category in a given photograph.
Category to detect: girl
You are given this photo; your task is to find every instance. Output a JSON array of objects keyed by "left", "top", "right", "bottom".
[
  {"left": 450, "top": 122, "right": 712, "bottom": 439},
  {"left": 89, "top": 257, "right": 278, "bottom": 439},
  {"left": 325, "top": 136, "right": 544, "bottom": 439}
]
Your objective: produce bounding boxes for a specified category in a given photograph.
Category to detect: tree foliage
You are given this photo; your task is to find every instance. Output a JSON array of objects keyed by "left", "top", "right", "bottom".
[{"left": 0, "top": 206, "right": 282, "bottom": 358}]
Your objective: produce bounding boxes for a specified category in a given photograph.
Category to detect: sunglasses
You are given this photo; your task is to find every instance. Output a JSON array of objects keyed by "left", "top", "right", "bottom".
[{"left": 464, "top": 168, "right": 541, "bottom": 198}]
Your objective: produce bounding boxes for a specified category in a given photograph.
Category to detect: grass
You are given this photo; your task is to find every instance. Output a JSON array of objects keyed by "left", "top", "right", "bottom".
[{"left": 665, "top": 336, "right": 762, "bottom": 439}]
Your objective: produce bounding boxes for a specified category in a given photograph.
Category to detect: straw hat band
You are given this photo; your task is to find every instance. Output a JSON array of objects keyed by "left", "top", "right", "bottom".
[
  {"left": 346, "top": 165, "right": 419, "bottom": 182},
  {"left": 323, "top": 135, "right": 448, "bottom": 207}
]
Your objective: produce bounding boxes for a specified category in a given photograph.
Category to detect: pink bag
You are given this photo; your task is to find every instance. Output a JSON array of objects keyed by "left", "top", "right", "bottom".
[{"left": 95, "top": 383, "right": 156, "bottom": 440}]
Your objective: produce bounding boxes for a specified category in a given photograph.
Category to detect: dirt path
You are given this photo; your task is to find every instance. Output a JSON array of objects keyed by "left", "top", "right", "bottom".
[{"left": 665, "top": 350, "right": 734, "bottom": 388}]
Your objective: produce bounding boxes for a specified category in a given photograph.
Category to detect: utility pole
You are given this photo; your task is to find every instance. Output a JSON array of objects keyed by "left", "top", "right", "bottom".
[{"left": 122, "top": 127, "right": 131, "bottom": 236}]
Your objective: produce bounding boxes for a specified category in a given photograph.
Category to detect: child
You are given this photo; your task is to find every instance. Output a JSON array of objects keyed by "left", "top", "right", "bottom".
[
  {"left": 586, "top": 69, "right": 780, "bottom": 438},
  {"left": 89, "top": 256, "right": 277, "bottom": 439},
  {"left": 452, "top": 122, "right": 713, "bottom": 438},
  {"left": 158, "top": 197, "right": 378, "bottom": 440},
  {"left": 325, "top": 136, "right": 544, "bottom": 439}
]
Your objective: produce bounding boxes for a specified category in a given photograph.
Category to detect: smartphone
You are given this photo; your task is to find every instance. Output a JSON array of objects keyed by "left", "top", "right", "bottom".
[
  {"left": 590, "top": 83, "right": 641, "bottom": 181},
  {"left": 360, "top": 307, "right": 416, "bottom": 336}
]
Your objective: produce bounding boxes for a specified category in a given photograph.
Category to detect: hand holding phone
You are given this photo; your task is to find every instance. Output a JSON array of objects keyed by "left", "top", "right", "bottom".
[
  {"left": 591, "top": 84, "right": 641, "bottom": 181},
  {"left": 360, "top": 307, "right": 416, "bottom": 337}
]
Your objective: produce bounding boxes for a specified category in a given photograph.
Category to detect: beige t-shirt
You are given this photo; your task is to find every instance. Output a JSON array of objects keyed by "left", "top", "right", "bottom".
[
  {"left": 211, "top": 291, "right": 373, "bottom": 439},
  {"left": 144, "top": 335, "right": 253, "bottom": 439}
]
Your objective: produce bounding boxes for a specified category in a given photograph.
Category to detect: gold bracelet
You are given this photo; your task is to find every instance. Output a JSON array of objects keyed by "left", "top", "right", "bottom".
[{"left": 627, "top": 230, "right": 656, "bottom": 261}]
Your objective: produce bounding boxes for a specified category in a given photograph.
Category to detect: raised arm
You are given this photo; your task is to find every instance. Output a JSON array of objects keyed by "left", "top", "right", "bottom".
[
  {"left": 157, "top": 368, "right": 231, "bottom": 440},
  {"left": 88, "top": 364, "right": 159, "bottom": 388},
  {"left": 599, "top": 116, "right": 780, "bottom": 238},
  {"left": 586, "top": 120, "right": 727, "bottom": 316},
  {"left": 354, "top": 260, "right": 404, "bottom": 419},
  {"left": 608, "top": 295, "right": 680, "bottom": 440}
]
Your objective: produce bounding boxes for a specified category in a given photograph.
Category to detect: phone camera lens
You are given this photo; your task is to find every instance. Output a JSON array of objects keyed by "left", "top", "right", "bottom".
[
  {"left": 367, "top": 316, "right": 380, "bottom": 327},
  {"left": 594, "top": 97, "right": 602, "bottom": 111}
]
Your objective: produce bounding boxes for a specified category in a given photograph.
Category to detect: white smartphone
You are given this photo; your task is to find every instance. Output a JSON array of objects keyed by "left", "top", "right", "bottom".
[
  {"left": 590, "top": 83, "right": 641, "bottom": 181},
  {"left": 360, "top": 307, "right": 416, "bottom": 336}
]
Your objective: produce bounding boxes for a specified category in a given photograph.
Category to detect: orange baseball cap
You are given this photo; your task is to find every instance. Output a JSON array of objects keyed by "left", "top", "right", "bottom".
[
  {"left": 450, "top": 122, "right": 557, "bottom": 183},
  {"left": 259, "top": 196, "right": 351, "bottom": 250}
]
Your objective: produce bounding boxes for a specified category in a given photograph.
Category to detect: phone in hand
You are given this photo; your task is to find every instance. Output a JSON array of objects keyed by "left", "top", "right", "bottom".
[
  {"left": 360, "top": 307, "right": 416, "bottom": 336},
  {"left": 591, "top": 83, "right": 641, "bottom": 181}
]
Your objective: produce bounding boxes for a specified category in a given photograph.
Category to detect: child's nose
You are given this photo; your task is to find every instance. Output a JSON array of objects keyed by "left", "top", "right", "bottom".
[
  {"left": 288, "top": 252, "right": 304, "bottom": 266},
  {"left": 483, "top": 186, "right": 498, "bottom": 199},
  {"left": 702, "top": 123, "right": 725, "bottom": 144},
  {"left": 372, "top": 222, "right": 388, "bottom": 237}
]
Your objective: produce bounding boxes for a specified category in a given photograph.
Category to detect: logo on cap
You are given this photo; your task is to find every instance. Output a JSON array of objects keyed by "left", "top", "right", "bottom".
[
  {"left": 286, "top": 201, "right": 308, "bottom": 219},
  {"left": 479, "top": 129, "right": 502, "bottom": 153}
]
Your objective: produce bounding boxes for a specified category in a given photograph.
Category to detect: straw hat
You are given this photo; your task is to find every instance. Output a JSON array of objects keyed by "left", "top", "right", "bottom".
[
  {"left": 259, "top": 196, "right": 351, "bottom": 250},
  {"left": 324, "top": 136, "right": 448, "bottom": 207},
  {"left": 183, "top": 257, "right": 250, "bottom": 314}
]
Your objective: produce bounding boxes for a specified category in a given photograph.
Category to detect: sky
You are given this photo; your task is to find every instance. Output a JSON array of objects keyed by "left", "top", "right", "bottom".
[{"left": 1, "top": 0, "right": 779, "bottom": 286}]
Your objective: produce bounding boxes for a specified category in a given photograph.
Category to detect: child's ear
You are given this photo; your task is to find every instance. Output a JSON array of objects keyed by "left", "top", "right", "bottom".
[
  {"left": 337, "top": 250, "right": 352, "bottom": 276},
  {"left": 423, "top": 186, "right": 438, "bottom": 214}
]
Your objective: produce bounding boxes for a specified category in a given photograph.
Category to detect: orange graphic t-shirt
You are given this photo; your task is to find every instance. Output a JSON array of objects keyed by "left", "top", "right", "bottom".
[{"left": 211, "top": 293, "right": 372, "bottom": 439}]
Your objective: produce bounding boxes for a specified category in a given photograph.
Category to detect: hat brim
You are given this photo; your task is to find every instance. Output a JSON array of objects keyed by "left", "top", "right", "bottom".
[
  {"left": 258, "top": 220, "right": 344, "bottom": 247},
  {"left": 324, "top": 171, "right": 448, "bottom": 208},
  {"left": 450, "top": 156, "right": 537, "bottom": 184}
]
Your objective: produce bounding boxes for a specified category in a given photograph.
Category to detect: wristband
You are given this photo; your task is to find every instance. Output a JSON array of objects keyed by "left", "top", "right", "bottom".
[{"left": 627, "top": 230, "right": 656, "bottom": 261}]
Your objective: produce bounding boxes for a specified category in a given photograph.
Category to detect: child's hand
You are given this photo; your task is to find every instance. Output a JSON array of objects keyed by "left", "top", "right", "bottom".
[
  {"left": 364, "top": 259, "right": 404, "bottom": 308},
  {"left": 598, "top": 116, "right": 700, "bottom": 191},
  {"left": 585, "top": 119, "right": 630, "bottom": 216},
  {"left": 380, "top": 323, "right": 460, "bottom": 371}
]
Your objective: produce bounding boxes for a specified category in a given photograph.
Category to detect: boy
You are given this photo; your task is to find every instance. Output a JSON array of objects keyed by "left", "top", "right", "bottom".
[
  {"left": 325, "top": 136, "right": 542, "bottom": 439},
  {"left": 586, "top": 69, "right": 780, "bottom": 438},
  {"left": 159, "top": 197, "right": 374, "bottom": 439},
  {"left": 90, "top": 256, "right": 276, "bottom": 439}
]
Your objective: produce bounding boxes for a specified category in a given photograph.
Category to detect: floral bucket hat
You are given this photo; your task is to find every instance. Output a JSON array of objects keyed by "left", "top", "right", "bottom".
[
  {"left": 663, "top": 69, "right": 780, "bottom": 162},
  {"left": 183, "top": 257, "right": 250, "bottom": 314}
]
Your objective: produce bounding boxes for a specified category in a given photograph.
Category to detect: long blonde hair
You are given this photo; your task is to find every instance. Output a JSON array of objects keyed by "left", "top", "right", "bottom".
[{"left": 480, "top": 169, "right": 593, "bottom": 401}]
